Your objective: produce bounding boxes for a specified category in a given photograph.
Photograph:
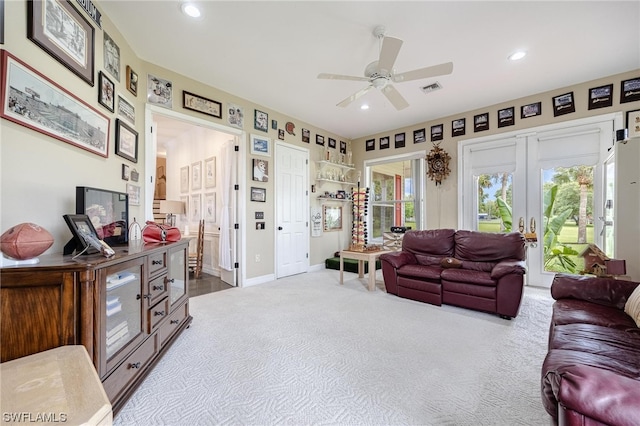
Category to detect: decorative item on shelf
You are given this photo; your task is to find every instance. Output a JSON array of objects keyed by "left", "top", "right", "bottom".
[
  {"left": 128, "top": 218, "right": 143, "bottom": 242},
  {"left": 426, "top": 140, "right": 451, "bottom": 185},
  {"left": 351, "top": 184, "right": 370, "bottom": 250},
  {"left": 0, "top": 223, "right": 54, "bottom": 263}
]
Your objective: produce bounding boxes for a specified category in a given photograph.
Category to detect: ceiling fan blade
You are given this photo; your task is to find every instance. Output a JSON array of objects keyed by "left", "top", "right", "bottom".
[
  {"left": 392, "top": 62, "right": 454, "bottom": 83},
  {"left": 381, "top": 84, "right": 409, "bottom": 110},
  {"left": 337, "top": 85, "right": 374, "bottom": 108},
  {"left": 318, "top": 73, "right": 369, "bottom": 82},
  {"left": 377, "top": 36, "right": 403, "bottom": 73}
]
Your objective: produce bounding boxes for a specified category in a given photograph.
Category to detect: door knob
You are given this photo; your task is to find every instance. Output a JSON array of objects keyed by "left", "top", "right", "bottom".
[{"left": 278, "top": 226, "right": 283, "bottom": 230}]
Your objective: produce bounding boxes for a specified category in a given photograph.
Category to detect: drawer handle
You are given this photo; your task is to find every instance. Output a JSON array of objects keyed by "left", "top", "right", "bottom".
[
  {"left": 129, "top": 362, "right": 141, "bottom": 369},
  {"left": 143, "top": 293, "right": 151, "bottom": 300},
  {"left": 170, "top": 319, "right": 180, "bottom": 325},
  {"left": 152, "top": 260, "right": 163, "bottom": 265},
  {"left": 165, "top": 278, "right": 175, "bottom": 284},
  {"left": 154, "top": 310, "right": 165, "bottom": 316},
  {"left": 152, "top": 285, "right": 164, "bottom": 291}
]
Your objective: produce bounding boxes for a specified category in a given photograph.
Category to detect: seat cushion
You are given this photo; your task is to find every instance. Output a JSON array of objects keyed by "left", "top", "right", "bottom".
[
  {"left": 441, "top": 268, "right": 495, "bottom": 286},
  {"left": 552, "top": 299, "right": 637, "bottom": 330},
  {"left": 397, "top": 264, "right": 442, "bottom": 281}
]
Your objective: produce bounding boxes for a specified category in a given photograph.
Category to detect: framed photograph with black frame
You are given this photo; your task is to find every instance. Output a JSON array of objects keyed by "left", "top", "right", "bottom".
[
  {"left": 126, "top": 65, "right": 138, "bottom": 96},
  {"left": 183, "top": 90, "right": 222, "bottom": 118},
  {"left": 302, "top": 128, "right": 310, "bottom": 143},
  {"left": 431, "top": 124, "right": 443, "bottom": 142},
  {"left": 552, "top": 92, "right": 575, "bottom": 117},
  {"left": 328, "top": 138, "right": 336, "bottom": 149},
  {"left": 251, "top": 187, "right": 266, "bottom": 202},
  {"left": 474, "top": 113, "right": 489, "bottom": 132},
  {"left": 414, "top": 128, "right": 426, "bottom": 143},
  {"left": 395, "top": 132, "right": 406, "bottom": 148},
  {"left": 620, "top": 77, "right": 640, "bottom": 103},
  {"left": 588, "top": 84, "right": 613, "bottom": 110},
  {"left": 627, "top": 109, "right": 640, "bottom": 139},
  {"left": 452, "top": 118, "right": 466, "bottom": 137},
  {"left": 498, "top": 107, "right": 515, "bottom": 128},
  {"left": 62, "top": 214, "right": 101, "bottom": 255},
  {"left": 27, "top": 0, "right": 95, "bottom": 86},
  {"left": 115, "top": 119, "right": 138, "bottom": 163},
  {"left": 1, "top": 50, "right": 109, "bottom": 157},
  {"left": 98, "top": 71, "right": 114, "bottom": 112},
  {"left": 254, "top": 109, "right": 268, "bottom": 132},
  {"left": 521, "top": 102, "right": 541, "bottom": 118},
  {"left": 316, "top": 134, "right": 325, "bottom": 146},
  {"left": 365, "top": 139, "right": 375, "bottom": 151},
  {"left": 380, "top": 136, "right": 390, "bottom": 149}
]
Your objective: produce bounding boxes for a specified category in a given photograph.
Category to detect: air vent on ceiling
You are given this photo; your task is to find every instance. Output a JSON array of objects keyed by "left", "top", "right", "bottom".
[{"left": 420, "top": 82, "right": 443, "bottom": 94}]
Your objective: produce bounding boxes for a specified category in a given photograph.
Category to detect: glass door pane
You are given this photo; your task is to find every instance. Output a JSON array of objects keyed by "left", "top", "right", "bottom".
[
  {"left": 105, "top": 266, "right": 142, "bottom": 358},
  {"left": 169, "top": 246, "right": 186, "bottom": 305},
  {"left": 476, "top": 172, "right": 513, "bottom": 233}
]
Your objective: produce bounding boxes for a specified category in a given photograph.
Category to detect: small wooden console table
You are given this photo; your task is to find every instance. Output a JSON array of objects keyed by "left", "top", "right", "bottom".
[{"left": 339, "top": 249, "right": 391, "bottom": 291}]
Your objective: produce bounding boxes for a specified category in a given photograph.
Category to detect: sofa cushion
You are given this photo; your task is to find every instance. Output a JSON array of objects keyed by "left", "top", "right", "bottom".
[
  {"left": 397, "top": 264, "right": 442, "bottom": 281},
  {"left": 552, "top": 299, "right": 637, "bottom": 330},
  {"left": 624, "top": 285, "right": 640, "bottom": 327},
  {"left": 440, "top": 268, "right": 495, "bottom": 286},
  {"left": 454, "top": 230, "right": 526, "bottom": 262},
  {"left": 402, "top": 229, "right": 455, "bottom": 266}
]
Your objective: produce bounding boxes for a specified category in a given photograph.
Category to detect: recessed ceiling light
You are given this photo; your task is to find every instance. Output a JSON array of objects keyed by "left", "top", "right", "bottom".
[
  {"left": 181, "top": 2, "right": 201, "bottom": 18},
  {"left": 360, "top": 104, "right": 369, "bottom": 110},
  {"left": 508, "top": 50, "right": 527, "bottom": 61}
]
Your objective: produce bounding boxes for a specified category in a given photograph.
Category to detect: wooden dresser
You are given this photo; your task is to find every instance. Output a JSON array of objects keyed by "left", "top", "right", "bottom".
[{"left": 0, "top": 240, "right": 192, "bottom": 414}]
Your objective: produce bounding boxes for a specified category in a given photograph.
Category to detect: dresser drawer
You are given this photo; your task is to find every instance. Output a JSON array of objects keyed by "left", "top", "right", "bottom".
[
  {"left": 159, "top": 302, "right": 189, "bottom": 347},
  {"left": 102, "top": 334, "right": 158, "bottom": 403},
  {"left": 148, "top": 274, "right": 168, "bottom": 305},
  {"left": 148, "top": 298, "right": 169, "bottom": 332},
  {"left": 148, "top": 252, "right": 167, "bottom": 277}
]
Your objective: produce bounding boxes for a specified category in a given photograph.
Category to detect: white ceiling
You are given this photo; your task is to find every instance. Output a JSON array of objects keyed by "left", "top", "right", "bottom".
[{"left": 101, "top": 1, "right": 640, "bottom": 142}]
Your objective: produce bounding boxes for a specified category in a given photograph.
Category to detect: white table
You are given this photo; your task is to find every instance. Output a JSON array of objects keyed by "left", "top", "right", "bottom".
[{"left": 339, "top": 249, "right": 391, "bottom": 291}]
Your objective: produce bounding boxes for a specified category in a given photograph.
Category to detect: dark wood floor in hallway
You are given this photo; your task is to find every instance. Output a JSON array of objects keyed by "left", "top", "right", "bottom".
[{"left": 189, "top": 272, "right": 234, "bottom": 297}]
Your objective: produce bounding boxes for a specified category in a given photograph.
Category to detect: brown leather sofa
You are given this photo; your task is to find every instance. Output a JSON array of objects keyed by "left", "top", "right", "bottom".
[
  {"left": 541, "top": 273, "right": 640, "bottom": 425},
  {"left": 379, "top": 229, "right": 526, "bottom": 319}
]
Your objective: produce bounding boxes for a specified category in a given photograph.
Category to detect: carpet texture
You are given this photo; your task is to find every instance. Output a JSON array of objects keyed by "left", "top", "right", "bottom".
[{"left": 114, "top": 269, "right": 553, "bottom": 425}]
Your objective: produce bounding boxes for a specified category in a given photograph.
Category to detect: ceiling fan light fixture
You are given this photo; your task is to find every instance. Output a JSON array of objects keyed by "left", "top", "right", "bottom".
[
  {"left": 181, "top": 2, "right": 202, "bottom": 18},
  {"left": 508, "top": 50, "right": 527, "bottom": 61}
]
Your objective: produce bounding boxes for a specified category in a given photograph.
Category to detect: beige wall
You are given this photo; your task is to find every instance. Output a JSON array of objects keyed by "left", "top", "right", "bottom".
[{"left": 352, "top": 70, "right": 640, "bottom": 229}]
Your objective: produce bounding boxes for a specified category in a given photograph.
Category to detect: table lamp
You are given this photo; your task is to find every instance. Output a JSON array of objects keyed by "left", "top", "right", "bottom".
[{"left": 159, "top": 200, "right": 184, "bottom": 227}]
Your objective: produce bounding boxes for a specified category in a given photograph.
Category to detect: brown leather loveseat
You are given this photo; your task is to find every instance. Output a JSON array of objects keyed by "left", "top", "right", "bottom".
[{"left": 379, "top": 229, "right": 526, "bottom": 319}]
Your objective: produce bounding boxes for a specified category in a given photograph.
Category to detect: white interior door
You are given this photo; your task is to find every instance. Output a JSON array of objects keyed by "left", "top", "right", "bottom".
[
  {"left": 220, "top": 138, "right": 239, "bottom": 286},
  {"left": 275, "top": 143, "right": 309, "bottom": 278},
  {"left": 460, "top": 116, "right": 615, "bottom": 288}
]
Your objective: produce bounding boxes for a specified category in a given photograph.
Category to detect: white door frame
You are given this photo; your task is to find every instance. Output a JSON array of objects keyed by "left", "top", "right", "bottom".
[{"left": 458, "top": 112, "right": 621, "bottom": 287}]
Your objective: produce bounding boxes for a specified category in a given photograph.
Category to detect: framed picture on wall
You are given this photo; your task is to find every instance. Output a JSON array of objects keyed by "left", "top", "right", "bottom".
[
  {"left": 588, "top": 84, "right": 613, "bottom": 110},
  {"left": 115, "top": 119, "right": 138, "bottom": 163},
  {"left": 252, "top": 158, "right": 269, "bottom": 182},
  {"left": 552, "top": 92, "right": 575, "bottom": 116},
  {"left": 497, "top": 107, "right": 515, "bottom": 128},
  {"left": 103, "top": 32, "right": 120, "bottom": 82},
  {"left": 365, "top": 139, "right": 375, "bottom": 151},
  {"left": 251, "top": 187, "right": 266, "bottom": 202},
  {"left": 413, "top": 128, "right": 426, "bottom": 143},
  {"left": 190, "top": 194, "right": 201, "bottom": 222},
  {"left": 302, "top": 128, "right": 310, "bottom": 143},
  {"left": 98, "top": 71, "right": 115, "bottom": 112},
  {"left": 620, "top": 77, "right": 640, "bottom": 103},
  {"left": 204, "top": 157, "right": 216, "bottom": 188},
  {"left": 627, "top": 109, "right": 640, "bottom": 139},
  {"left": 379, "top": 136, "right": 390, "bottom": 149},
  {"left": 126, "top": 65, "right": 138, "bottom": 96},
  {"left": 431, "top": 124, "right": 443, "bottom": 142},
  {"left": 147, "top": 73, "right": 173, "bottom": 108},
  {"left": 183, "top": 90, "right": 222, "bottom": 118},
  {"left": 250, "top": 134, "right": 270, "bottom": 157},
  {"left": 394, "top": 133, "right": 406, "bottom": 148},
  {"left": 452, "top": 118, "right": 465, "bottom": 137},
  {"left": 254, "top": 109, "right": 268, "bottom": 132},
  {"left": 204, "top": 193, "right": 216, "bottom": 223},
  {"left": 180, "top": 166, "right": 189, "bottom": 193},
  {"left": 474, "top": 113, "right": 489, "bottom": 132},
  {"left": 27, "top": 0, "right": 95, "bottom": 86},
  {"left": 191, "top": 161, "right": 202, "bottom": 190},
  {"left": 521, "top": 102, "right": 541, "bottom": 118}
]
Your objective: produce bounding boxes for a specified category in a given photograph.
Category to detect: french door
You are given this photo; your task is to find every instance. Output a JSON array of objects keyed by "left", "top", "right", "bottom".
[{"left": 459, "top": 116, "right": 615, "bottom": 287}]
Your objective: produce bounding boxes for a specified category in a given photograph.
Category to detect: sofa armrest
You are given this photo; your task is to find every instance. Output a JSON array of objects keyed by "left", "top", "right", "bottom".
[
  {"left": 551, "top": 273, "right": 639, "bottom": 310},
  {"left": 379, "top": 251, "right": 417, "bottom": 269},
  {"left": 491, "top": 259, "right": 526, "bottom": 280},
  {"left": 556, "top": 365, "right": 640, "bottom": 426}
]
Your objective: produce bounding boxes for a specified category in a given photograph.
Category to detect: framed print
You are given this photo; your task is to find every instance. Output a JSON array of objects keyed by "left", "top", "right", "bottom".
[
  {"left": 278, "top": 129, "right": 284, "bottom": 140},
  {"left": 380, "top": 136, "right": 390, "bottom": 149},
  {"left": 190, "top": 194, "right": 201, "bottom": 222},
  {"left": 498, "top": 107, "right": 515, "bottom": 128},
  {"left": 180, "top": 166, "right": 189, "bottom": 193},
  {"left": 115, "top": 119, "right": 138, "bottom": 163},
  {"left": 62, "top": 214, "right": 101, "bottom": 253},
  {"left": 302, "top": 128, "right": 310, "bottom": 143},
  {"left": 250, "top": 134, "right": 271, "bottom": 157},
  {"left": 130, "top": 168, "right": 139, "bottom": 182},
  {"left": 121, "top": 163, "right": 130, "bottom": 181},
  {"left": 27, "top": 0, "right": 95, "bottom": 86},
  {"left": 180, "top": 196, "right": 189, "bottom": 220},
  {"left": 252, "top": 158, "right": 269, "bottom": 182},
  {"left": 413, "top": 128, "right": 426, "bottom": 143},
  {"left": 191, "top": 161, "right": 202, "bottom": 190},
  {"left": 227, "top": 102, "right": 244, "bottom": 128},
  {"left": 117, "top": 95, "right": 135, "bottom": 124},
  {"left": 553, "top": 92, "right": 575, "bottom": 117},
  {"left": 431, "top": 124, "right": 443, "bottom": 142},
  {"left": 204, "top": 193, "right": 216, "bottom": 223},
  {"left": 271, "top": 119, "right": 277, "bottom": 130},
  {"left": 254, "top": 109, "right": 268, "bottom": 132},
  {"left": 627, "top": 109, "right": 640, "bottom": 139},
  {"left": 1, "top": 50, "right": 109, "bottom": 157},
  {"left": 98, "top": 71, "right": 114, "bottom": 112},
  {"left": 183, "top": 90, "right": 222, "bottom": 118},
  {"left": 365, "top": 139, "right": 375, "bottom": 151},
  {"left": 147, "top": 74, "right": 172, "bottom": 108},
  {"left": 394, "top": 132, "right": 406, "bottom": 148},
  {"left": 588, "top": 84, "right": 613, "bottom": 110},
  {"left": 328, "top": 137, "right": 336, "bottom": 149},
  {"left": 251, "top": 187, "right": 266, "bottom": 202},
  {"left": 521, "top": 102, "right": 541, "bottom": 118},
  {"left": 452, "top": 118, "right": 466, "bottom": 137},
  {"left": 474, "top": 113, "right": 489, "bottom": 132},
  {"left": 316, "top": 134, "right": 325, "bottom": 146},
  {"left": 204, "top": 156, "right": 216, "bottom": 188},
  {"left": 126, "top": 183, "right": 140, "bottom": 206},
  {"left": 323, "top": 205, "right": 342, "bottom": 231},
  {"left": 620, "top": 77, "right": 640, "bottom": 103},
  {"left": 103, "top": 32, "right": 120, "bottom": 81},
  {"left": 126, "top": 65, "right": 138, "bottom": 96},
  {"left": 340, "top": 140, "right": 347, "bottom": 154}
]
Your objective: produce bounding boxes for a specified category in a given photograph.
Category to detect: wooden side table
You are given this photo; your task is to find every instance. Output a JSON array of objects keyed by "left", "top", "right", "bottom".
[{"left": 339, "top": 249, "right": 391, "bottom": 291}]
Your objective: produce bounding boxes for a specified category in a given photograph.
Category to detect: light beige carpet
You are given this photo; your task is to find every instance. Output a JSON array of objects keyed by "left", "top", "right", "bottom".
[{"left": 114, "top": 269, "right": 553, "bottom": 425}]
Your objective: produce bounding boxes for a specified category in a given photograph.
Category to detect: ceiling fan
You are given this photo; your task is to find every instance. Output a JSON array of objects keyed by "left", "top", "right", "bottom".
[{"left": 318, "top": 26, "right": 453, "bottom": 111}]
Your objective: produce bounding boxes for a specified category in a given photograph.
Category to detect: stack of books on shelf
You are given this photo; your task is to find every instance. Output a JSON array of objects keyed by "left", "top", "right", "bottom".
[
  {"left": 106, "top": 296, "right": 122, "bottom": 317},
  {"left": 106, "top": 320, "right": 129, "bottom": 355},
  {"left": 106, "top": 271, "right": 137, "bottom": 290}
]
